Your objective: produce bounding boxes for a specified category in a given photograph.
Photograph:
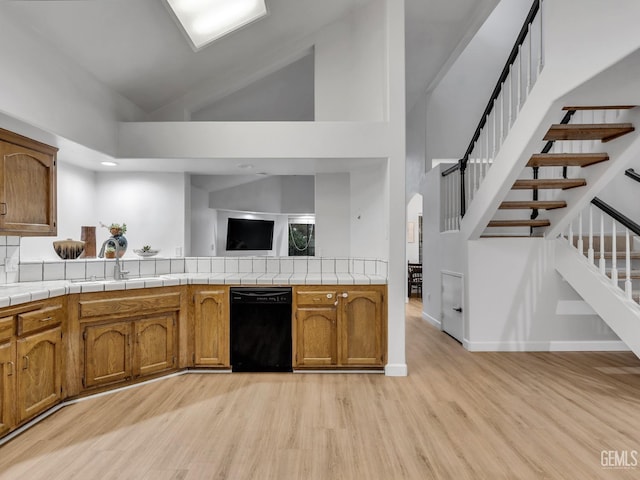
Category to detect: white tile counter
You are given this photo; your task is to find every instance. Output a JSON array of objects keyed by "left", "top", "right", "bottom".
[{"left": 2, "top": 256, "right": 388, "bottom": 307}]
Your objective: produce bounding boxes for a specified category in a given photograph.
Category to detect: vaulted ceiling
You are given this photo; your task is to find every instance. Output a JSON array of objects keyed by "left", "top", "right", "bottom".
[{"left": 1, "top": 0, "right": 498, "bottom": 119}]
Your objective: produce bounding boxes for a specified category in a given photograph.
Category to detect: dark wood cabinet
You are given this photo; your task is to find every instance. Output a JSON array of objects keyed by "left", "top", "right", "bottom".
[{"left": 0, "top": 128, "right": 57, "bottom": 236}]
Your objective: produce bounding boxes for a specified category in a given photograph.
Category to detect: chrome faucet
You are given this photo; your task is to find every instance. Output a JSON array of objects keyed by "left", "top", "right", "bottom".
[{"left": 98, "top": 236, "right": 129, "bottom": 280}]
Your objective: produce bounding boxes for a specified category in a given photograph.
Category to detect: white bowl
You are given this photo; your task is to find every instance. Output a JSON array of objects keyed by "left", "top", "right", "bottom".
[{"left": 134, "top": 249, "right": 159, "bottom": 257}]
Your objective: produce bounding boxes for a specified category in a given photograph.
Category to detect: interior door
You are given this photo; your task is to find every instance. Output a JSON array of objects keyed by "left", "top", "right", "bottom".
[{"left": 441, "top": 271, "right": 464, "bottom": 343}]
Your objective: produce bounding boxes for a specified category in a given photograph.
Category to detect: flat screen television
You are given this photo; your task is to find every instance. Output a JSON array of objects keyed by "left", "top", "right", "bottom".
[{"left": 226, "top": 218, "right": 274, "bottom": 251}]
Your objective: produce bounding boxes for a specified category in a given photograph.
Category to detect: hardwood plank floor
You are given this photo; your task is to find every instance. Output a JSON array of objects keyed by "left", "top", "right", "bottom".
[{"left": 2, "top": 299, "right": 640, "bottom": 479}]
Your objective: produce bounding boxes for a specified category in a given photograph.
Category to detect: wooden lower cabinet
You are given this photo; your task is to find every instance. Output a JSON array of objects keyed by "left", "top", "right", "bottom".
[
  {"left": 83, "top": 321, "right": 131, "bottom": 389},
  {"left": 16, "top": 326, "right": 63, "bottom": 424},
  {"left": 294, "top": 286, "right": 386, "bottom": 368},
  {"left": 193, "top": 290, "right": 229, "bottom": 367},
  {"left": 0, "top": 341, "right": 14, "bottom": 436},
  {"left": 83, "top": 314, "right": 176, "bottom": 390}
]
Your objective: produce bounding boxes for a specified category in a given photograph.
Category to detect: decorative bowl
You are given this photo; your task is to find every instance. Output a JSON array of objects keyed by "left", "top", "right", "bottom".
[
  {"left": 134, "top": 249, "right": 160, "bottom": 258},
  {"left": 53, "top": 239, "right": 85, "bottom": 260}
]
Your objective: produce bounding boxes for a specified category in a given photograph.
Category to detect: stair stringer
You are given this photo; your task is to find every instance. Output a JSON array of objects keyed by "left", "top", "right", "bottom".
[{"left": 555, "top": 238, "right": 640, "bottom": 359}]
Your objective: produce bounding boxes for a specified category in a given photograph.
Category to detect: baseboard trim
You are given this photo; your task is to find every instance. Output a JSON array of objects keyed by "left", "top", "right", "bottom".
[
  {"left": 465, "top": 340, "right": 630, "bottom": 352},
  {"left": 422, "top": 312, "right": 441, "bottom": 329},
  {"left": 384, "top": 363, "right": 408, "bottom": 376}
]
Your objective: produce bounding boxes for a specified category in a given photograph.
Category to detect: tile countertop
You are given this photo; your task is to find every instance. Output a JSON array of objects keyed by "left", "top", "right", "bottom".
[{"left": 0, "top": 273, "right": 388, "bottom": 308}]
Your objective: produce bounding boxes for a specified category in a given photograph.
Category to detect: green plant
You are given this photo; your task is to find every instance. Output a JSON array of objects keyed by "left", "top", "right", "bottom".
[
  {"left": 142, "top": 245, "right": 152, "bottom": 252},
  {"left": 109, "top": 222, "right": 127, "bottom": 234},
  {"left": 105, "top": 245, "right": 116, "bottom": 253}
]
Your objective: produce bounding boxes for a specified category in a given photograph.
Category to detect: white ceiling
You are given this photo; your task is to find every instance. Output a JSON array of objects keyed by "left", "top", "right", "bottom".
[{"left": 0, "top": 0, "right": 498, "bottom": 180}]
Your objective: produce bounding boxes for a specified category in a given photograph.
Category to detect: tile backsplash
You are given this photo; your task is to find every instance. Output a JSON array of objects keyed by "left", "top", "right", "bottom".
[
  {"left": 0, "top": 236, "right": 21, "bottom": 284},
  {"left": 14, "top": 255, "right": 389, "bottom": 283}
]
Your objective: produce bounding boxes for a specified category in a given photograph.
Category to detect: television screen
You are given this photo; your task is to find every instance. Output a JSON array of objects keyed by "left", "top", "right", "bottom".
[{"left": 226, "top": 218, "right": 274, "bottom": 250}]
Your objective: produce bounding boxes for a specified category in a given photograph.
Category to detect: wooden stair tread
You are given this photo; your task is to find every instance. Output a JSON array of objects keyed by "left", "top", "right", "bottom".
[
  {"left": 512, "top": 178, "right": 586, "bottom": 190},
  {"left": 544, "top": 123, "right": 634, "bottom": 143},
  {"left": 487, "top": 219, "right": 551, "bottom": 228},
  {"left": 527, "top": 153, "right": 609, "bottom": 168},
  {"left": 562, "top": 105, "right": 636, "bottom": 111},
  {"left": 499, "top": 200, "right": 566, "bottom": 210}
]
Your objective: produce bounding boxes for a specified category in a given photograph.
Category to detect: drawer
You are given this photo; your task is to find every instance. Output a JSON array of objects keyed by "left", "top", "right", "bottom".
[
  {"left": 0, "top": 316, "right": 14, "bottom": 342},
  {"left": 18, "top": 305, "right": 63, "bottom": 335},
  {"left": 79, "top": 292, "right": 181, "bottom": 319},
  {"left": 296, "top": 290, "right": 338, "bottom": 306}
]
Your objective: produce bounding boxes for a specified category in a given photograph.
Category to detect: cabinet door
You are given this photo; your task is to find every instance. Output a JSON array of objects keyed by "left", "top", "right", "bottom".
[
  {"left": 0, "top": 141, "right": 56, "bottom": 235},
  {"left": 194, "top": 291, "right": 229, "bottom": 366},
  {"left": 16, "top": 327, "right": 62, "bottom": 423},
  {"left": 84, "top": 322, "right": 132, "bottom": 389},
  {"left": 295, "top": 307, "right": 337, "bottom": 366},
  {"left": 133, "top": 315, "right": 176, "bottom": 378},
  {"left": 339, "top": 290, "right": 384, "bottom": 366},
  {"left": 0, "top": 341, "right": 15, "bottom": 436}
]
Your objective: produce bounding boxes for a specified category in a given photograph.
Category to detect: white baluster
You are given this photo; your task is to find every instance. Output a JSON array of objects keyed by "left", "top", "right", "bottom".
[
  {"left": 626, "top": 228, "right": 633, "bottom": 300},
  {"left": 569, "top": 221, "right": 574, "bottom": 249},
  {"left": 611, "top": 222, "right": 618, "bottom": 286},
  {"left": 587, "top": 205, "right": 594, "bottom": 264},
  {"left": 492, "top": 103, "right": 497, "bottom": 156},
  {"left": 538, "top": 0, "right": 544, "bottom": 73},
  {"left": 577, "top": 212, "right": 584, "bottom": 256},
  {"left": 517, "top": 45, "right": 522, "bottom": 108},
  {"left": 500, "top": 91, "right": 505, "bottom": 146},
  {"left": 527, "top": 24, "right": 532, "bottom": 93},
  {"left": 599, "top": 212, "right": 606, "bottom": 275},
  {"left": 508, "top": 65, "right": 513, "bottom": 127}
]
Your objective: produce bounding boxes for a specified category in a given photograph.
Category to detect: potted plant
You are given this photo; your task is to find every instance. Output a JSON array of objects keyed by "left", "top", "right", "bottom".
[
  {"left": 109, "top": 222, "right": 127, "bottom": 236},
  {"left": 104, "top": 245, "right": 117, "bottom": 259}
]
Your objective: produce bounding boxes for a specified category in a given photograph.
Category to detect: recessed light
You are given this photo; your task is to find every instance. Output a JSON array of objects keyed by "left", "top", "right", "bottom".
[
  {"left": 101, "top": 161, "right": 118, "bottom": 167},
  {"left": 238, "top": 163, "right": 254, "bottom": 170},
  {"left": 164, "top": 0, "right": 268, "bottom": 52}
]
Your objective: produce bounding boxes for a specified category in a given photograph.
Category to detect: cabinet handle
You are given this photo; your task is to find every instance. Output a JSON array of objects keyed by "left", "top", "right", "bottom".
[
  {"left": 341, "top": 293, "right": 348, "bottom": 298},
  {"left": 453, "top": 307, "right": 463, "bottom": 313},
  {"left": 326, "top": 293, "right": 333, "bottom": 299},
  {"left": 0, "top": 203, "right": 6, "bottom": 215},
  {"left": 334, "top": 301, "right": 338, "bottom": 306},
  {"left": 23, "top": 355, "right": 29, "bottom": 370},
  {"left": 7, "top": 361, "right": 14, "bottom": 376},
  {"left": 40, "top": 316, "right": 53, "bottom": 323}
]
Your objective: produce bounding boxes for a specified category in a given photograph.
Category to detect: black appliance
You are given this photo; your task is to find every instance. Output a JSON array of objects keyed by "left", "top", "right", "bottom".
[
  {"left": 230, "top": 287, "right": 292, "bottom": 372},
  {"left": 226, "top": 218, "right": 274, "bottom": 251}
]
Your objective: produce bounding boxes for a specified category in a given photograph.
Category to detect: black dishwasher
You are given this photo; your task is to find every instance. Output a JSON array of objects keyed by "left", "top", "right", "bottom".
[{"left": 230, "top": 287, "right": 292, "bottom": 372}]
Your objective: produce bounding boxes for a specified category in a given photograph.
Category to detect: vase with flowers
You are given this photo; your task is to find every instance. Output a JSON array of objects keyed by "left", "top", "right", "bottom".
[{"left": 101, "top": 221, "right": 128, "bottom": 257}]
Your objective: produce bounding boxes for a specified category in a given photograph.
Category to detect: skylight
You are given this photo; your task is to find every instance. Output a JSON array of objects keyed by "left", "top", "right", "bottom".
[{"left": 165, "top": 0, "right": 268, "bottom": 52}]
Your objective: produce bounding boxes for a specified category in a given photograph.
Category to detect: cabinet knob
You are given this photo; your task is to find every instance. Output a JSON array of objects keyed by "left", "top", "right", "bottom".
[
  {"left": 23, "top": 355, "right": 30, "bottom": 370},
  {"left": 326, "top": 293, "right": 333, "bottom": 299},
  {"left": 341, "top": 293, "right": 348, "bottom": 298}
]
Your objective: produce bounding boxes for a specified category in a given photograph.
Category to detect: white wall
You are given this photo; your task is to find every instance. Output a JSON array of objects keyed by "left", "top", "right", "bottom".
[
  {"left": 208, "top": 176, "right": 314, "bottom": 214},
  {"left": 350, "top": 163, "right": 388, "bottom": 260},
  {"left": 94, "top": 172, "right": 187, "bottom": 258},
  {"left": 20, "top": 161, "right": 97, "bottom": 261},
  {"left": 406, "top": 194, "right": 422, "bottom": 264},
  {"left": 214, "top": 210, "right": 288, "bottom": 257},
  {"left": 425, "top": 0, "right": 532, "bottom": 165},
  {"left": 466, "top": 238, "right": 620, "bottom": 350},
  {"left": 190, "top": 185, "right": 217, "bottom": 257},
  {"left": 0, "top": 11, "right": 142, "bottom": 156},
  {"left": 406, "top": 94, "right": 427, "bottom": 201},
  {"left": 315, "top": 173, "right": 351, "bottom": 257},
  {"left": 314, "top": 0, "right": 386, "bottom": 121}
]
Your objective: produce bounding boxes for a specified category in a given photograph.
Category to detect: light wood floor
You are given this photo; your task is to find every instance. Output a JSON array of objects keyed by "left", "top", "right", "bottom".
[{"left": 2, "top": 299, "right": 640, "bottom": 479}]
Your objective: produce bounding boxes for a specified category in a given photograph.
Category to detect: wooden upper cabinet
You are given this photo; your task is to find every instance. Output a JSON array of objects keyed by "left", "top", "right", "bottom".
[
  {"left": 193, "top": 290, "right": 229, "bottom": 367},
  {"left": 16, "top": 326, "right": 63, "bottom": 424},
  {"left": 0, "top": 128, "right": 57, "bottom": 236}
]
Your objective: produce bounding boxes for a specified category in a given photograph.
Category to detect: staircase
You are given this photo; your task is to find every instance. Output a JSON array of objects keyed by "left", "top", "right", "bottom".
[{"left": 485, "top": 105, "right": 635, "bottom": 235}]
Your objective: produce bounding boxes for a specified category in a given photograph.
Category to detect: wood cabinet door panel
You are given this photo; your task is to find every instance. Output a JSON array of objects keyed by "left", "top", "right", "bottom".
[
  {"left": 0, "top": 342, "right": 15, "bottom": 435},
  {"left": 0, "top": 140, "right": 56, "bottom": 235},
  {"left": 16, "top": 327, "right": 62, "bottom": 423},
  {"left": 296, "top": 307, "right": 337, "bottom": 366},
  {"left": 134, "top": 315, "right": 176, "bottom": 377},
  {"left": 194, "top": 291, "right": 229, "bottom": 367},
  {"left": 84, "top": 322, "right": 131, "bottom": 389},
  {"left": 339, "top": 290, "right": 383, "bottom": 366}
]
